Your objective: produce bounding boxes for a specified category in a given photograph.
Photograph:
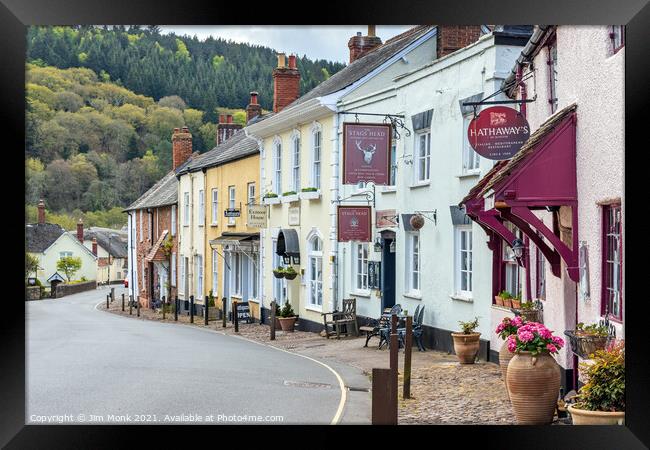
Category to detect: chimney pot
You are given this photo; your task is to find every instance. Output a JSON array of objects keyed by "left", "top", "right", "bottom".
[
  {"left": 250, "top": 91, "right": 259, "bottom": 105},
  {"left": 172, "top": 127, "right": 192, "bottom": 170},
  {"left": 77, "top": 219, "right": 84, "bottom": 243},
  {"left": 219, "top": 114, "right": 226, "bottom": 124},
  {"left": 277, "top": 53, "right": 286, "bottom": 68},
  {"left": 246, "top": 91, "right": 262, "bottom": 123},
  {"left": 37, "top": 199, "right": 46, "bottom": 224},
  {"left": 273, "top": 53, "right": 301, "bottom": 112},
  {"left": 173, "top": 127, "right": 180, "bottom": 134},
  {"left": 368, "top": 25, "right": 376, "bottom": 37},
  {"left": 348, "top": 31, "right": 383, "bottom": 64},
  {"left": 181, "top": 126, "right": 189, "bottom": 133},
  {"left": 226, "top": 114, "right": 233, "bottom": 124},
  {"left": 91, "top": 237, "right": 97, "bottom": 256},
  {"left": 288, "top": 54, "right": 297, "bottom": 69}
]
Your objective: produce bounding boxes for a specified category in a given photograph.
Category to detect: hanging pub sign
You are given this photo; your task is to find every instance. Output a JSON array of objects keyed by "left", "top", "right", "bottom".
[
  {"left": 467, "top": 106, "right": 530, "bottom": 160},
  {"left": 224, "top": 208, "right": 241, "bottom": 217},
  {"left": 342, "top": 122, "right": 392, "bottom": 185},
  {"left": 337, "top": 206, "right": 372, "bottom": 242},
  {"left": 247, "top": 205, "right": 267, "bottom": 228}
]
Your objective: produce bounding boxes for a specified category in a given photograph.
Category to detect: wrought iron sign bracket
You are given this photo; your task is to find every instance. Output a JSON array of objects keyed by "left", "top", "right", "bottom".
[
  {"left": 463, "top": 96, "right": 538, "bottom": 119},
  {"left": 339, "top": 111, "right": 411, "bottom": 139},
  {"left": 414, "top": 209, "right": 437, "bottom": 226},
  {"left": 380, "top": 215, "right": 399, "bottom": 226},
  {"left": 332, "top": 181, "right": 377, "bottom": 208}
]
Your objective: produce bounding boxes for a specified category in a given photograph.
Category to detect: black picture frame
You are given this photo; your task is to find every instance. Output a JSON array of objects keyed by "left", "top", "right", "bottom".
[{"left": 5, "top": 0, "right": 649, "bottom": 447}]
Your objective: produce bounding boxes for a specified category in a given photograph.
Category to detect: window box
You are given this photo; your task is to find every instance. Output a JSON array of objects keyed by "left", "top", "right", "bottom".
[
  {"left": 300, "top": 189, "right": 321, "bottom": 200},
  {"left": 263, "top": 196, "right": 280, "bottom": 205},
  {"left": 281, "top": 193, "right": 300, "bottom": 203}
]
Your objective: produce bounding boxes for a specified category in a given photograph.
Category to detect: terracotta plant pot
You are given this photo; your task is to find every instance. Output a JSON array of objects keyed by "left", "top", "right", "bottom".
[
  {"left": 511, "top": 299, "right": 521, "bottom": 309},
  {"left": 278, "top": 316, "right": 296, "bottom": 332},
  {"left": 506, "top": 351, "right": 561, "bottom": 424},
  {"left": 567, "top": 404, "right": 625, "bottom": 425},
  {"left": 274, "top": 317, "right": 282, "bottom": 330},
  {"left": 494, "top": 295, "right": 504, "bottom": 306},
  {"left": 503, "top": 298, "right": 513, "bottom": 308},
  {"left": 499, "top": 341, "right": 515, "bottom": 399},
  {"left": 451, "top": 332, "right": 481, "bottom": 364}
]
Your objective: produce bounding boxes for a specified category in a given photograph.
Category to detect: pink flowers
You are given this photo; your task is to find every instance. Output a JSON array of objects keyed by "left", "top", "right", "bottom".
[
  {"left": 495, "top": 316, "right": 525, "bottom": 340},
  {"left": 507, "top": 321, "right": 565, "bottom": 356}
]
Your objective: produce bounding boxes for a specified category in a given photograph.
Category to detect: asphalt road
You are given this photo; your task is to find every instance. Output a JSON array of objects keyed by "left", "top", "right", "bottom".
[{"left": 26, "top": 286, "right": 359, "bottom": 425}]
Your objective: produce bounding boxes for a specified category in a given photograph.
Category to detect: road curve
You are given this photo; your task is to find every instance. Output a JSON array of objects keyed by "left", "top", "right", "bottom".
[{"left": 26, "top": 287, "right": 347, "bottom": 425}]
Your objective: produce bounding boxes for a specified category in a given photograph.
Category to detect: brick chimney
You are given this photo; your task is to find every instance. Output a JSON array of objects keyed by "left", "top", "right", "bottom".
[
  {"left": 172, "top": 126, "right": 192, "bottom": 170},
  {"left": 436, "top": 26, "right": 482, "bottom": 58},
  {"left": 246, "top": 91, "right": 262, "bottom": 124},
  {"left": 91, "top": 237, "right": 98, "bottom": 256},
  {"left": 37, "top": 199, "right": 45, "bottom": 224},
  {"left": 217, "top": 113, "right": 243, "bottom": 145},
  {"left": 273, "top": 53, "right": 300, "bottom": 113},
  {"left": 348, "top": 25, "right": 382, "bottom": 63},
  {"left": 77, "top": 218, "right": 84, "bottom": 242}
]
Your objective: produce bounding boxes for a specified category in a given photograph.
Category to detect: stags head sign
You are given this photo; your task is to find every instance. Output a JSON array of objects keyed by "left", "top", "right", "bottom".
[
  {"left": 467, "top": 106, "right": 530, "bottom": 160},
  {"left": 343, "top": 123, "right": 391, "bottom": 185}
]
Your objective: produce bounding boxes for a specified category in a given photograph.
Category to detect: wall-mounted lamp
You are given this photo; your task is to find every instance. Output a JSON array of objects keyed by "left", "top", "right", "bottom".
[
  {"left": 282, "top": 255, "right": 291, "bottom": 265},
  {"left": 374, "top": 238, "right": 383, "bottom": 252},
  {"left": 512, "top": 238, "right": 525, "bottom": 258},
  {"left": 291, "top": 255, "right": 300, "bottom": 265}
]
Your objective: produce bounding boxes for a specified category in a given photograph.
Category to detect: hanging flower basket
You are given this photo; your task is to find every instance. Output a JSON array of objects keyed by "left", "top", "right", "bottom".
[
  {"left": 272, "top": 269, "right": 285, "bottom": 279},
  {"left": 410, "top": 214, "right": 425, "bottom": 230},
  {"left": 563, "top": 331, "right": 613, "bottom": 359},
  {"left": 284, "top": 268, "right": 298, "bottom": 280}
]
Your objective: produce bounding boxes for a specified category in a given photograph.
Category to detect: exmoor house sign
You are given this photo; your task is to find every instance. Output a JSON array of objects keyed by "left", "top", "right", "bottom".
[
  {"left": 247, "top": 205, "right": 267, "bottom": 228},
  {"left": 343, "top": 123, "right": 391, "bottom": 185},
  {"left": 467, "top": 106, "right": 530, "bottom": 160},
  {"left": 337, "top": 206, "right": 372, "bottom": 242}
]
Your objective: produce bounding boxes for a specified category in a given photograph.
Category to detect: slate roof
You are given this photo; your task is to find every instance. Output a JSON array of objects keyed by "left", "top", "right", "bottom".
[
  {"left": 84, "top": 229, "right": 128, "bottom": 258},
  {"left": 286, "top": 25, "right": 435, "bottom": 108},
  {"left": 178, "top": 129, "right": 260, "bottom": 174},
  {"left": 124, "top": 158, "right": 192, "bottom": 212},
  {"left": 25, "top": 223, "right": 65, "bottom": 253}
]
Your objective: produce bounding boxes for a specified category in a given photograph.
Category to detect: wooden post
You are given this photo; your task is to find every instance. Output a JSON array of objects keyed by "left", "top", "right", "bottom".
[
  {"left": 121, "top": 293, "right": 125, "bottom": 312},
  {"left": 389, "top": 314, "right": 399, "bottom": 421},
  {"left": 204, "top": 297, "right": 209, "bottom": 326},
  {"left": 233, "top": 300, "right": 239, "bottom": 332},
  {"left": 110, "top": 287, "right": 115, "bottom": 303},
  {"left": 106, "top": 294, "right": 109, "bottom": 309},
  {"left": 270, "top": 300, "right": 276, "bottom": 341},
  {"left": 222, "top": 297, "right": 227, "bottom": 328},
  {"left": 129, "top": 295, "right": 132, "bottom": 315},
  {"left": 136, "top": 295, "right": 140, "bottom": 317},
  {"left": 162, "top": 296, "right": 166, "bottom": 320},
  {"left": 190, "top": 295, "right": 194, "bottom": 323},
  {"left": 174, "top": 296, "right": 178, "bottom": 321},
  {"left": 372, "top": 368, "right": 396, "bottom": 425},
  {"left": 403, "top": 316, "right": 413, "bottom": 399}
]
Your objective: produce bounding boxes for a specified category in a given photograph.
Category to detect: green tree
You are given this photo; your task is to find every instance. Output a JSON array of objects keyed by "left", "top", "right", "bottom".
[
  {"left": 26, "top": 253, "right": 40, "bottom": 280},
  {"left": 56, "top": 255, "right": 82, "bottom": 281}
]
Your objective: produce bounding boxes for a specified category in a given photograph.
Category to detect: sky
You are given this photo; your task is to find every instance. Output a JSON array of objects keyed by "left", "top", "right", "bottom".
[{"left": 160, "top": 26, "right": 413, "bottom": 64}]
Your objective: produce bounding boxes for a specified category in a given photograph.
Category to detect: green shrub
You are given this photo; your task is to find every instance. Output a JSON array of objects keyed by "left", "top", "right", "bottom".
[
  {"left": 301, "top": 187, "right": 318, "bottom": 192},
  {"left": 263, "top": 192, "right": 278, "bottom": 198},
  {"left": 458, "top": 317, "right": 479, "bottom": 334},
  {"left": 498, "top": 290, "right": 512, "bottom": 299},
  {"left": 282, "top": 191, "right": 297, "bottom": 196},
  {"left": 280, "top": 301, "right": 295, "bottom": 318},
  {"left": 575, "top": 322, "right": 610, "bottom": 337},
  {"left": 575, "top": 342, "right": 625, "bottom": 412}
]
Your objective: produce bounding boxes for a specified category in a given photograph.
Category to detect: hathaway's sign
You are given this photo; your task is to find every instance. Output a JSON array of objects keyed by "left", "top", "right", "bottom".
[
  {"left": 338, "top": 206, "right": 372, "bottom": 242},
  {"left": 343, "top": 122, "right": 391, "bottom": 185},
  {"left": 467, "top": 106, "right": 530, "bottom": 160}
]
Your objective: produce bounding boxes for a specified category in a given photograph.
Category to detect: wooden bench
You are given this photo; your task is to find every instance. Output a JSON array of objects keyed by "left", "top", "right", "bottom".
[{"left": 322, "top": 298, "right": 358, "bottom": 339}]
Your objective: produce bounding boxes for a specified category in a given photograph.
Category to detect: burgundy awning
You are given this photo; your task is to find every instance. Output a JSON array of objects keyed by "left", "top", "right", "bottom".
[{"left": 460, "top": 103, "right": 579, "bottom": 282}]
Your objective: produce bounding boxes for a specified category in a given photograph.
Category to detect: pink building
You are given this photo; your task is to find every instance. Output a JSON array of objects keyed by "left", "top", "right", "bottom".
[{"left": 461, "top": 25, "right": 624, "bottom": 391}]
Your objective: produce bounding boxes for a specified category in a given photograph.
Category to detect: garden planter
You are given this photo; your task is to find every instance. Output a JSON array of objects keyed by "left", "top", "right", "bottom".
[
  {"left": 567, "top": 404, "right": 625, "bottom": 425},
  {"left": 284, "top": 272, "right": 298, "bottom": 280},
  {"left": 503, "top": 298, "right": 513, "bottom": 308},
  {"left": 511, "top": 299, "right": 521, "bottom": 309},
  {"left": 278, "top": 317, "right": 296, "bottom": 332},
  {"left": 494, "top": 295, "right": 504, "bottom": 306},
  {"left": 451, "top": 332, "right": 481, "bottom": 364},
  {"left": 273, "top": 270, "right": 285, "bottom": 279},
  {"left": 520, "top": 308, "right": 543, "bottom": 323},
  {"left": 564, "top": 331, "right": 612, "bottom": 359},
  {"left": 506, "top": 351, "right": 561, "bottom": 424}
]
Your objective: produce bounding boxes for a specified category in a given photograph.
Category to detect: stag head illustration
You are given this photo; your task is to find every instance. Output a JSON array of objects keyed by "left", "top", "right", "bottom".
[{"left": 356, "top": 140, "right": 376, "bottom": 164}]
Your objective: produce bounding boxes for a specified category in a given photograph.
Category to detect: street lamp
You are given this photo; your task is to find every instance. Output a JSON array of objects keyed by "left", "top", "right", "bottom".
[{"left": 512, "top": 238, "right": 525, "bottom": 258}]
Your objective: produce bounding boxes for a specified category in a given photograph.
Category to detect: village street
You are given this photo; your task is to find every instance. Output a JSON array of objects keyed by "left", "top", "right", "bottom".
[{"left": 26, "top": 287, "right": 370, "bottom": 424}]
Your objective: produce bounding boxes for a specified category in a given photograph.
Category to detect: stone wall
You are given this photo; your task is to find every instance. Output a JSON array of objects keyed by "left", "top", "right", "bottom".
[{"left": 54, "top": 280, "right": 97, "bottom": 298}]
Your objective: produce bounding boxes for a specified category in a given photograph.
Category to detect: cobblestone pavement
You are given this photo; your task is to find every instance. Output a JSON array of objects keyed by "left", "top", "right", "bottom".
[{"left": 102, "top": 299, "right": 516, "bottom": 424}]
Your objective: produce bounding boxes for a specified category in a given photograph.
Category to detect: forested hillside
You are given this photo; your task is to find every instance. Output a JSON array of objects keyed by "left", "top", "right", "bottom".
[
  {"left": 25, "top": 26, "right": 345, "bottom": 230},
  {"left": 27, "top": 26, "right": 345, "bottom": 120}
]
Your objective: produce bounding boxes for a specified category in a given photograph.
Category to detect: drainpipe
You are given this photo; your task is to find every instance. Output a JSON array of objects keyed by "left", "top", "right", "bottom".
[
  {"left": 202, "top": 167, "right": 208, "bottom": 305},
  {"left": 258, "top": 139, "right": 265, "bottom": 318},
  {"left": 517, "top": 65, "right": 527, "bottom": 118},
  {"left": 330, "top": 112, "right": 340, "bottom": 311},
  {"left": 190, "top": 172, "right": 195, "bottom": 301}
]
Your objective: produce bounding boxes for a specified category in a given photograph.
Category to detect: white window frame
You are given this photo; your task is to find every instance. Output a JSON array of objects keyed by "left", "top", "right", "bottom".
[
  {"left": 503, "top": 223, "right": 522, "bottom": 297},
  {"left": 180, "top": 256, "right": 186, "bottom": 294},
  {"left": 354, "top": 242, "right": 369, "bottom": 292},
  {"left": 232, "top": 252, "right": 242, "bottom": 296},
  {"left": 228, "top": 186, "right": 236, "bottom": 226},
  {"left": 272, "top": 240, "right": 286, "bottom": 305},
  {"left": 273, "top": 138, "right": 282, "bottom": 194},
  {"left": 171, "top": 252, "right": 176, "bottom": 287},
  {"left": 198, "top": 189, "right": 205, "bottom": 226},
  {"left": 389, "top": 139, "right": 397, "bottom": 186},
  {"left": 462, "top": 114, "right": 480, "bottom": 174},
  {"left": 455, "top": 225, "right": 473, "bottom": 297},
  {"left": 308, "top": 236, "right": 323, "bottom": 307},
  {"left": 247, "top": 182, "right": 255, "bottom": 206},
  {"left": 311, "top": 126, "right": 321, "bottom": 189},
  {"left": 212, "top": 249, "right": 218, "bottom": 297},
  {"left": 249, "top": 255, "right": 258, "bottom": 300},
  {"left": 406, "top": 232, "right": 421, "bottom": 294},
  {"left": 195, "top": 254, "right": 203, "bottom": 301},
  {"left": 414, "top": 130, "right": 431, "bottom": 183},
  {"left": 211, "top": 189, "right": 218, "bottom": 225},
  {"left": 171, "top": 204, "right": 177, "bottom": 236},
  {"left": 183, "top": 192, "right": 190, "bottom": 226},
  {"left": 59, "top": 251, "right": 73, "bottom": 259},
  {"left": 291, "top": 131, "right": 301, "bottom": 192}
]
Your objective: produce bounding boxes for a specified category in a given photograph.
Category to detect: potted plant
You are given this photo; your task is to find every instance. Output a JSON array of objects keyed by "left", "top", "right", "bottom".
[
  {"left": 564, "top": 322, "right": 612, "bottom": 359},
  {"left": 206, "top": 290, "right": 219, "bottom": 320},
  {"left": 273, "top": 266, "right": 285, "bottom": 279},
  {"left": 567, "top": 341, "right": 625, "bottom": 425},
  {"left": 263, "top": 192, "right": 280, "bottom": 205},
  {"left": 511, "top": 292, "right": 522, "bottom": 309},
  {"left": 451, "top": 317, "right": 481, "bottom": 364},
  {"left": 300, "top": 187, "right": 320, "bottom": 200},
  {"left": 495, "top": 316, "right": 525, "bottom": 384},
  {"left": 273, "top": 301, "right": 282, "bottom": 330},
  {"left": 500, "top": 291, "right": 513, "bottom": 308},
  {"left": 281, "top": 191, "right": 299, "bottom": 203},
  {"left": 494, "top": 292, "right": 504, "bottom": 306},
  {"left": 283, "top": 266, "right": 298, "bottom": 280},
  {"left": 518, "top": 300, "right": 543, "bottom": 323},
  {"left": 505, "top": 322, "right": 565, "bottom": 424},
  {"left": 277, "top": 301, "right": 297, "bottom": 332}
]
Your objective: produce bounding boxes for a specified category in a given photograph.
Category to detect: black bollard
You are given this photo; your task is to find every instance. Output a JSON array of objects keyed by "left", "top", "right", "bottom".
[
  {"left": 204, "top": 297, "right": 209, "bottom": 326},
  {"left": 137, "top": 296, "right": 140, "bottom": 317},
  {"left": 233, "top": 300, "right": 239, "bottom": 333},
  {"left": 121, "top": 293, "right": 125, "bottom": 311},
  {"left": 270, "top": 300, "right": 276, "bottom": 341},
  {"left": 162, "top": 296, "right": 166, "bottom": 320},
  {"left": 174, "top": 296, "right": 178, "bottom": 322},
  {"left": 129, "top": 295, "right": 132, "bottom": 315},
  {"left": 106, "top": 294, "right": 109, "bottom": 309},
  {"left": 190, "top": 295, "right": 194, "bottom": 323},
  {"left": 222, "top": 297, "right": 227, "bottom": 328}
]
